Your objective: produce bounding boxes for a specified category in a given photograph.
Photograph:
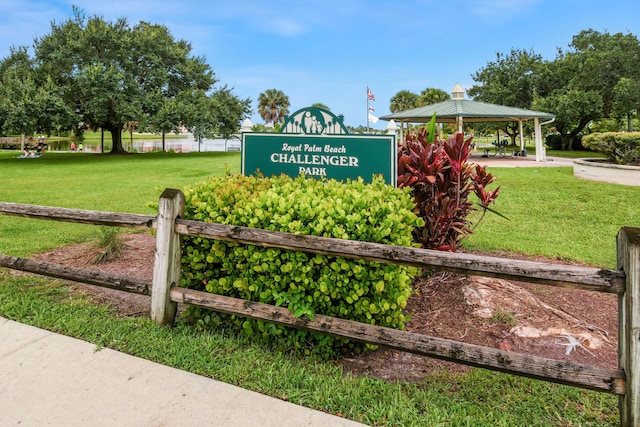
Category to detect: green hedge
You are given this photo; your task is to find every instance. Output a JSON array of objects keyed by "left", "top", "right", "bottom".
[
  {"left": 179, "top": 174, "right": 423, "bottom": 356},
  {"left": 582, "top": 132, "right": 640, "bottom": 165},
  {"left": 545, "top": 133, "right": 584, "bottom": 150}
]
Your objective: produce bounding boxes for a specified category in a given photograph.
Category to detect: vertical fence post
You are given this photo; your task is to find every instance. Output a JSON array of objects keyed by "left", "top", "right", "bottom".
[
  {"left": 618, "top": 227, "right": 640, "bottom": 426},
  {"left": 151, "top": 189, "right": 185, "bottom": 325}
]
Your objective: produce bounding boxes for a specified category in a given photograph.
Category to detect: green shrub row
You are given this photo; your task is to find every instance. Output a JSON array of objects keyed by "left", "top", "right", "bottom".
[
  {"left": 179, "top": 173, "right": 423, "bottom": 356},
  {"left": 582, "top": 132, "right": 640, "bottom": 165}
]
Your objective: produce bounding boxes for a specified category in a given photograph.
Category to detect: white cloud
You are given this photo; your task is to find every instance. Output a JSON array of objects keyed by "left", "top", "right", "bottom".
[
  {"left": 263, "top": 17, "right": 305, "bottom": 37},
  {"left": 468, "top": 0, "right": 542, "bottom": 17}
]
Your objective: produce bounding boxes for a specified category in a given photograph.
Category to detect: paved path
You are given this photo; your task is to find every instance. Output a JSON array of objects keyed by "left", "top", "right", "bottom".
[
  {"left": 469, "top": 153, "right": 575, "bottom": 168},
  {"left": 0, "top": 317, "right": 365, "bottom": 427}
]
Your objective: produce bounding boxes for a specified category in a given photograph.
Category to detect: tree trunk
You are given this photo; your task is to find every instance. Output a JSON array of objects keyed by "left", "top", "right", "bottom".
[
  {"left": 108, "top": 124, "right": 127, "bottom": 154},
  {"left": 560, "top": 134, "right": 573, "bottom": 151}
]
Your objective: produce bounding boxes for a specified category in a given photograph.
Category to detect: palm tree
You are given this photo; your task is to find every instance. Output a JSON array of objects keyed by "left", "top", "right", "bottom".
[
  {"left": 258, "top": 89, "right": 290, "bottom": 124},
  {"left": 123, "top": 121, "right": 139, "bottom": 151},
  {"left": 389, "top": 90, "right": 419, "bottom": 113},
  {"left": 419, "top": 87, "right": 450, "bottom": 106},
  {"left": 310, "top": 102, "right": 330, "bottom": 110}
]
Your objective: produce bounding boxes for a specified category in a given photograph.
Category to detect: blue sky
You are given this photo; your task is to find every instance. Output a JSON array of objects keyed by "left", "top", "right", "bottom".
[{"left": 1, "top": 0, "right": 639, "bottom": 129}]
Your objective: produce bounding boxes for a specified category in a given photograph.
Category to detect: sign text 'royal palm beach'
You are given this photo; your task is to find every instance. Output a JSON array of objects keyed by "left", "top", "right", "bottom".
[{"left": 272, "top": 143, "right": 359, "bottom": 177}]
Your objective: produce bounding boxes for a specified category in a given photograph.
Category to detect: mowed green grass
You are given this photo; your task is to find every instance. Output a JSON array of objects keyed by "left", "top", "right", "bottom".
[
  {"left": 0, "top": 151, "right": 240, "bottom": 256},
  {"left": 465, "top": 166, "right": 640, "bottom": 268}
]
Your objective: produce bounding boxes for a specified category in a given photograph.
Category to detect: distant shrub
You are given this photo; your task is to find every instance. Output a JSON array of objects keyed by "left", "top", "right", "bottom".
[
  {"left": 179, "top": 173, "right": 423, "bottom": 357},
  {"left": 582, "top": 132, "right": 640, "bottom": 165},
  {"left": 545, "top": 133, "right": 584, "bottom": 151}
]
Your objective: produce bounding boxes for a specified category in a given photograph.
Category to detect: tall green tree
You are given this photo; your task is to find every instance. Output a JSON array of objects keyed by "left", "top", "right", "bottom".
[
  {"left": 468, "top": 49, "right": 543, "bottom": 144},
  {"left": 0, "top": 47, "right": 38, "bottom": 137},
  {"left": 566, "top": 29, "right": 640, "bottom": 117},
  {"left": 533, "top": 55, "right": 605, "bottom": 150},
  {"left": 470, "top": 30, "right": 640, "bottom": 149},
  {"left": 208, "top": 85, "right": 252, "bottom": 138},
  {"left": 469, "top": 49, "right": 542, "bottom": 108},
  {"left": 0, "top": 46, "right": 74, "bottom": 139},
  {"left": 533, "top": 89, "right": 603, "bottom": 150},
  {"left": 178, "top": 86, "right": 251, "bottom": 151},
  {"left": 389, "top": 90, "right": 419, "bottom": 113},
  {"left": 257, "top": 89, "right": 290, "bottom": 124},
  {"left": 31, "top": 7, "right": 247, "bottom": 153},
  {"left": 612, "top": 77, "right": 640, "bottom": 131},
  {"left": 537, "top": 30, "right": 640, "bottom": 149}
]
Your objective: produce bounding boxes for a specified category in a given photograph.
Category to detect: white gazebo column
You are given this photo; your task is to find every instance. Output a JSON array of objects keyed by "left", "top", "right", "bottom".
[
  {"left": 534, "top": 118, "right": 545, "bottom": 162},
  {"left": 451, "top": 84, "right": 465, "bottom": 134},
  {"left": 518, "top": 119, "right": 525, "bottom": 155}
]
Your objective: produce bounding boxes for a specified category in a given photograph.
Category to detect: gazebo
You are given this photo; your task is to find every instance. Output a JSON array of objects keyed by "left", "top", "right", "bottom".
[{"left": 380, "top": 84, "right": 556, "bottom": 161}]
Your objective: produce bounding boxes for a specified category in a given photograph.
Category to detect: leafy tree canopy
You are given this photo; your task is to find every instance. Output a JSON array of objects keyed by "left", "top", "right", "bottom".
[
  {"left": 564, "top": 29, "right": 640, "bottom": 116},
  {"left": 469, "top": 29, "right": 640, "bottom": 149},
  {"left": 468, "top": 49, "right": 542, "bottom": 108},
  {"left": 310, "top": 102, "right": 330, "bottom": 110},
  {"left": 612, "top": 77, "right": 640, "bottom": 131},
  {"left": 0, "top": 7, "right": 250, "bottom": 153},
  {"left": 0, "top": 46, "right": 75, "bottom": 138}
]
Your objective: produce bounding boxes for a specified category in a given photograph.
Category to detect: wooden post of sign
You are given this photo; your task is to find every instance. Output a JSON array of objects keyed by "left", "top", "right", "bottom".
[
  {"left": 617, "top": 227, "right": 640, "bottom": 426},
  {"left": 151, "top": 189, "right": 184, "bottom": 325}
]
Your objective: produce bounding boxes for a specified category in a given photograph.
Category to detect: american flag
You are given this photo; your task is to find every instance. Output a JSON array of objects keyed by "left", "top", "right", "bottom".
[{"left": 367, "top": 87, "right": 375, "bottom": 101}]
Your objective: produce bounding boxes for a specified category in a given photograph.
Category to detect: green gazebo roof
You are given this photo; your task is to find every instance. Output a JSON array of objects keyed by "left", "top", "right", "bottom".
[
  {"left": 381, "top": 84, "right": 554, "bottom": 124},
  {"left": 380, "top": 98, "right": 555, "bottom": 123}
]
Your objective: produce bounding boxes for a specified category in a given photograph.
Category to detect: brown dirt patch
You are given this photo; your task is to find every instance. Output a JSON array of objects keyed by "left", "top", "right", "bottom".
[{"left": 30, "top": 233, "right": 618, "bottom": 381}]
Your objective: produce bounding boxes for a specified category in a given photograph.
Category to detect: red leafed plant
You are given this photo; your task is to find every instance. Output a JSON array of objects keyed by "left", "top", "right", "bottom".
[{"left": 398, "top": 117, "right": 500, "bottom": 251}]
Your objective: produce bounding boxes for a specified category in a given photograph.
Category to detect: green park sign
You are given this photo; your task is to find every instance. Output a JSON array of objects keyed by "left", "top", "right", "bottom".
[{"left": 241, "top": 107, "right": 397, "bottom": 186}]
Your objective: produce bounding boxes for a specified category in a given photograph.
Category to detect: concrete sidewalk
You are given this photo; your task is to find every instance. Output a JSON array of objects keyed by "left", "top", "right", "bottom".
[
  {"left": 0, "top": 317, "right": 365, "bottom": 426},
  {"left": 470, "top": 153, "right": 576, "bottom": 168}
]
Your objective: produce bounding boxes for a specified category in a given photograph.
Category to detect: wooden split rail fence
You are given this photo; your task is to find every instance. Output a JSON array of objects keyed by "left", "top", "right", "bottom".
[{"left": 0, "top": 188, "right": 639, "bottom": 426}]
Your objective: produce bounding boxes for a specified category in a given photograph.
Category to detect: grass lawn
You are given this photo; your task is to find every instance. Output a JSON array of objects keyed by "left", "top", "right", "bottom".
[
  {"left": 0, "top": 149, "right": 633, "bottom": 425},
  {"left": 465, "top": 166, "right": 640, "bottom": 268},
  {"left": 0, "top": 151, "right": 239, "bottom": 256}
]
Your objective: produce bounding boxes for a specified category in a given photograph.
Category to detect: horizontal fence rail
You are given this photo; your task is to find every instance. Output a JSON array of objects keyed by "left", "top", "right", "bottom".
[
  {"left": 0, "top": 254, "right": 151, "bottom": 295},
  {"left": 175, "top": 219, "right": 625, "bottom": 294},
  {"left": 0, "top": 201, "right": 157, "bottom": 230},
  {"left": 171, "top": 286, "right": 626, "bottom": 394},
  {"left": 1, "top": 195, "right": 638, "bottom": 425}
]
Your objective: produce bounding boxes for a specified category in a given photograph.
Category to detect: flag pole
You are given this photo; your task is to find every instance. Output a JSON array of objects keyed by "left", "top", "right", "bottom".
[
  {"left": 366, "top": 87, "right": 376, "bottom": 133},
  {"left": 366, "top": 87, "right": 370, "bottom": 133}
]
